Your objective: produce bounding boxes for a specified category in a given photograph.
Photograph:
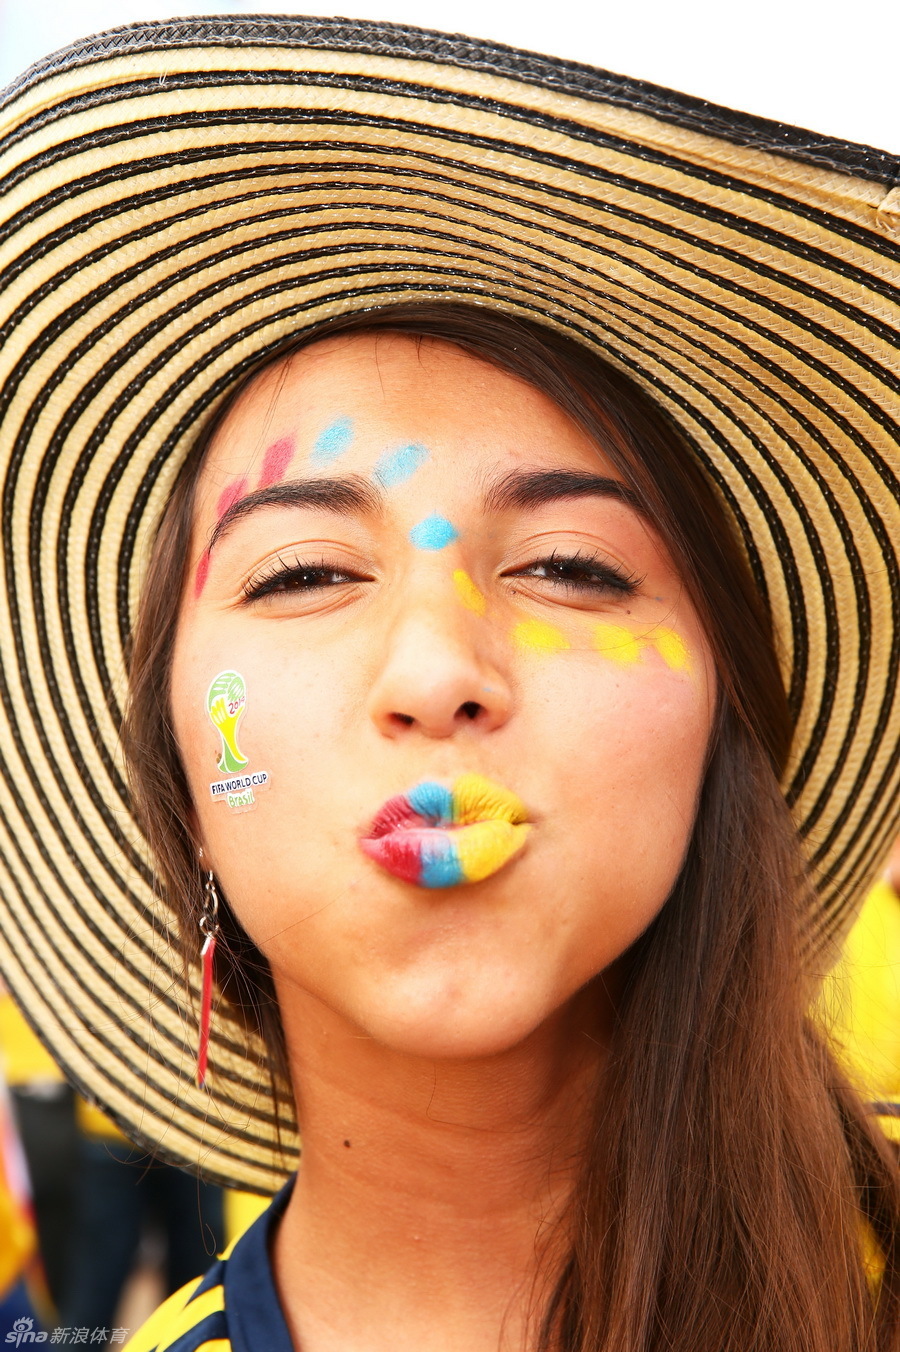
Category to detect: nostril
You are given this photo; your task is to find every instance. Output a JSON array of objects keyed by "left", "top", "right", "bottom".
[{"left": 460, "top": 701, "right": 481, "bottom": 720}]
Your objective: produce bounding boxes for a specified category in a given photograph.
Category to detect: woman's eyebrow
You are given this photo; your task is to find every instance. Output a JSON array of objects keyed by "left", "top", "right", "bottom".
[
  {"left": 208, "top": 474, "right": 383, "bottom": 551},
  {"left": 482, "top": 468, "right": 642, "bottom": 514},
  {"left": 207, "top": 466, "right": 642, "bottom": 552}
]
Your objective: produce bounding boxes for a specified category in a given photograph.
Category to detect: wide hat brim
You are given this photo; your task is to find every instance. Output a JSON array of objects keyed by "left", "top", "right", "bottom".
[{"left": 0, "top": 15, "right": 898, "bottom": 1193}]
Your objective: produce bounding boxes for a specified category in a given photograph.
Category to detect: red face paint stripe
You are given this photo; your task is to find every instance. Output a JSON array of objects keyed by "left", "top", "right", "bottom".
[
  {"left": 197, "top": 476, "right": 249, "bottom": 600},
  {"left": 216, "top": 476, "right": 248, "bottom": 522},
  {"left": 258, "top": 435, "right": 295, "bottom": 489},
  {"left": 193, "top": 548, "right": 211, "bottom": 599}
]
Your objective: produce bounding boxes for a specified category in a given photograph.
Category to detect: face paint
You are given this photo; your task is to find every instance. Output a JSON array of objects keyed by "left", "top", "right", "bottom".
[
  {"left": 408, "top": 514, "right": 459, "bottom": 550},
  {"left": 593, "top": 622, "right": 691, "bottom": 671},
  {"left": 453, "top": 569, "right": 486, "bottom": 615},
  {"left": 258, "top": 435, "right": 295, "bottom": 489},
  {"left": 360, "top": 774, "right": 531, "bottom": 888},
  {"left": 206, "top": 671, "right": 270, "bottom": 813},
  {"left": 592, "top": 623, "right": 641, "bottom": 664},
  {"left": 193, "top": 549, "right": 211, "bottom": 600},
  {"left": 310, "top": 417, "right": 354, "bottom": 465},
  {"left": 215, "top": 477, "right": 248, "bottom": 523},
  {"left": 652, "top": 627, "right": 690, "bottom": 671},
  {"left": 373, "top": 442, "right": 429, "bottom": 488},
  {"left": 194, "top": 478, "right": 250, "bottom": 601},
  {"left": 513, "top": 618, "right": 570, "bottom": 652}
]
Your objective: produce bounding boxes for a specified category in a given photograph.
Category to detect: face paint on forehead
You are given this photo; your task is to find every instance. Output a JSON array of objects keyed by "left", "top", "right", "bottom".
[
  {"left": 216, "top": 477, "right": 248, "bottom": 523},
  {"left": 310, "top": 417, "right": 354, "bottom": 465},
  {"left": 373, "top": 442, "right": 430, "bottom": 488},
  {"left": 258, "top": 435, "right": 296, "bottom": 489},
  {"left": 409, "top": 514, "right": 459, "bottom": 550}
]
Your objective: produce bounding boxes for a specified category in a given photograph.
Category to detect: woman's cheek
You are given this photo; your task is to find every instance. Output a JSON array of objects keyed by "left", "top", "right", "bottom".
[{"left": 555, "top": 658, "right": 711, "bottom": 854}]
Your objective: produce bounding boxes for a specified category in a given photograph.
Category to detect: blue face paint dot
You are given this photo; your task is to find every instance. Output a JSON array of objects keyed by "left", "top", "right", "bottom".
[
  {"left": 409, "top": 514, "right": 459, "bottom": 551},
  {"left": 408, "top": 781, "right": 454, "bottom": 825},
  {"left": 420, "top": 837, "right": 464, "bottom": 889},
  {"left": 310, "top": 417, "right": 354, "bottom": 464},
  {"left": 373, "top": 442, "right": 430, "bottom": 488}
]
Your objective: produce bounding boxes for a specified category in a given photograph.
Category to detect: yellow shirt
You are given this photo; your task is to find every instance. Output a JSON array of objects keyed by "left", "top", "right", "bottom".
[
  {"left": 0, "top": 994, "right": 63, "bottom": 1088},
  {"left": 819, "top": 878, "right": 900, "bottom": 1142}
]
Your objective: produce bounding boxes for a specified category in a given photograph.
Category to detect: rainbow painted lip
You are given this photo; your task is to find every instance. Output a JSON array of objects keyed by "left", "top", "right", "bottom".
[{"left": 360, "top": 773, "right": 532, "bottom": 889}]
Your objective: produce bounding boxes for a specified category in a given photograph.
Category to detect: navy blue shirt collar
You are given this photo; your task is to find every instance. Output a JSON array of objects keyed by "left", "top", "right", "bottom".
[{"left": 224, "top": 1176, "right": 296, "bottom": 1352}]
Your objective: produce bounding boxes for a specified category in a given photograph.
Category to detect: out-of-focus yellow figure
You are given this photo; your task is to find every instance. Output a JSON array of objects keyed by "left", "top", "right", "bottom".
[
  {"left": 0, "top": 1075, "right": 37, "bottom": 1300},
  {"left": 0, "top": 986, "right": 49, "bottom": 1326},
  {"left": 821, "top": 838, "right": 900, "bottom": 1142}
]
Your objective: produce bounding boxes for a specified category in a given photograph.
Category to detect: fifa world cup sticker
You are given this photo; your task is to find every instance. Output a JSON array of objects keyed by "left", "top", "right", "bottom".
[{"left": 207, "top": 671, "right": 270, "bottom": 813}]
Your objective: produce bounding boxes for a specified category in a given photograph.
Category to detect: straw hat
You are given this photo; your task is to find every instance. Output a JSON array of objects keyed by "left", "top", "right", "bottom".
[{"left": 0, "top": 15, "right": 897, "bottom": 1193}]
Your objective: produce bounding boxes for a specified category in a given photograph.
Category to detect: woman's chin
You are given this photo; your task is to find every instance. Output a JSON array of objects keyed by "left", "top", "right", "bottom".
[{"left": 339, "top": 976, "right": 581, "bottom": 1064}]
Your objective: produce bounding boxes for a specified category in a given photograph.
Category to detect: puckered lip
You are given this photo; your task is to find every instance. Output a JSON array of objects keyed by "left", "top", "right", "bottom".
[{"left": 363, "top": 774, "right": 531, "bottom": 840}]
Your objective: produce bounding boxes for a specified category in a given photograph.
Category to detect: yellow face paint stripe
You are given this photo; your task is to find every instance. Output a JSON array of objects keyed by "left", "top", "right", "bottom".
[
  {"left": 652, "top": 627, "right": 690, "bottom": 671},
  {"left": 513, "top": 618, "right": 570, "bottom": 651},
  {"left": 593, "top": 622, "right": 691, "bottom": 671},
  {"left": 592, "top": 623, "right": 641, "bottom": 664},
  {"left": 453, "top": 569, "right": 486, "bottom": 614}
]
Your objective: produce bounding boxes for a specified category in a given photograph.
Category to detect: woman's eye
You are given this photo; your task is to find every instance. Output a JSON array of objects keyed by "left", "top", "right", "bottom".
[
  {"left": 243, "top": 560, "right": 363, "bottom": 601},
  {"left": 242, "top": 549, "right": 639, "bottom": 603},
  {"left": 509, "top": 551, "right": 641, "bottom": 597}
]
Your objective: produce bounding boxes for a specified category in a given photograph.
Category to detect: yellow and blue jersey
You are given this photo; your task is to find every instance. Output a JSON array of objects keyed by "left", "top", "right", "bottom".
[{"left": 124, "top": 1181, "right": 292, "bottom": 1352}]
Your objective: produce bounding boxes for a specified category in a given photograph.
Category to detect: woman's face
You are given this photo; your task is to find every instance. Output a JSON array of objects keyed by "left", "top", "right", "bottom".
[{"left": 171, "top": 332, "right": 716, "bottom": 1059}]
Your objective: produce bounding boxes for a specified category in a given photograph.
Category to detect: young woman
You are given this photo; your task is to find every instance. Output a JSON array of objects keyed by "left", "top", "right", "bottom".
[{"left": 0, "top": 17, "right": 898, "bottom": 1352}]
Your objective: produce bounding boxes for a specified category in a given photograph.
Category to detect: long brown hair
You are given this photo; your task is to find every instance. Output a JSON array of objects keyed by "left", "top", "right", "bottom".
[{"left": 124, "top": 303, "right": 900, "bottom": 1351}]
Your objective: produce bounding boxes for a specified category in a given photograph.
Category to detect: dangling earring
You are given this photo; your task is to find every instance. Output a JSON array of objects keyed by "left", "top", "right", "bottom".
[{"left": 196, "top": 855, "right": 220, "bottom": 1089}]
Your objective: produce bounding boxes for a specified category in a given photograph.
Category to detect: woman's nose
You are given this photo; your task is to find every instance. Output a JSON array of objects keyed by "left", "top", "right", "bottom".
[{"left": 365, "top": 583, "right": 512, "bottom": 739}]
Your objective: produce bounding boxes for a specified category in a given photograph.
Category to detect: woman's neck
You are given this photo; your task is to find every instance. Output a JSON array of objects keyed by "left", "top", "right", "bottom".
[{"left": 271, "top": 984, "right": 610, "bottom": 1352}]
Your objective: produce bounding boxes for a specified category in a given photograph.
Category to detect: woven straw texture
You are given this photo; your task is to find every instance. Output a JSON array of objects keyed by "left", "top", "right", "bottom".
[{"left": 0, "top": 16, "right": 898, "bottom": 1190}]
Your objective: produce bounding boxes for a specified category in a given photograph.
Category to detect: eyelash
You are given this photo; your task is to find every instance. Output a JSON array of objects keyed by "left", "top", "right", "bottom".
[{"left": 242, "top": 548, "right": 642, "bottom": 602}]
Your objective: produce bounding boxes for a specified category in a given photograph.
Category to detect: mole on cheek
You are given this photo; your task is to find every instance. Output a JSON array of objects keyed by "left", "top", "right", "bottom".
[{"left": 258, "top": 435, "right": 295, "bottom": 488}]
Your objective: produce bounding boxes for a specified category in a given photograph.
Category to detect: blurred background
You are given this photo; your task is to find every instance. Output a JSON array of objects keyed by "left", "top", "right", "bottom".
[{"left": 0, "top": 0, "right": 898, "bottom": 1343}]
